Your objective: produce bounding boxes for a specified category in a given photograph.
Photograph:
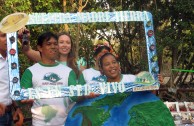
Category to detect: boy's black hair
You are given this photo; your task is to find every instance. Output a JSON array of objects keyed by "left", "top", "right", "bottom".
[{"left": 37, "top": 31, "right": 58, "bottom": 46}]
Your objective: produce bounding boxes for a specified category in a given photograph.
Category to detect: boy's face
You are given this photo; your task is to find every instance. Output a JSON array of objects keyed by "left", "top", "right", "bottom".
[
  {"left": 0, "top": 31, "right": 7, "bottom": 52},
  {"left": 38, "top": 37, "right": 59, "bottom": 61}
]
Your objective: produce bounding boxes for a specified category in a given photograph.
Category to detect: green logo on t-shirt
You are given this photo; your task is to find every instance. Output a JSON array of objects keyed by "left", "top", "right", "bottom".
[{"left": 43, "top": 72, "right": 61, "bottom": 83}]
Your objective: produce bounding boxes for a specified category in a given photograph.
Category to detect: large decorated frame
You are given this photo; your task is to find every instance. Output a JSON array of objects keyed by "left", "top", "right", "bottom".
[{"left": 7, "top": 11, "right": 159, "bottom": 100}]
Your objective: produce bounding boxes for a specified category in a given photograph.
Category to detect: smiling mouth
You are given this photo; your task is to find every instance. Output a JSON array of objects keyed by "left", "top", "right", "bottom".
[
  {"left": 110, "top": 69, "right": 117, "bottom": 74},
  {"left": 50, "top": 50, "right": 58, "bottom": 53},
  {"left": 62, "top": 48, "right": 70, "bottom": 51}
]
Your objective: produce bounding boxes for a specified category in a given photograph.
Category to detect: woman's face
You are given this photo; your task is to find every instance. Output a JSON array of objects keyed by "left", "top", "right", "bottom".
[
  {"left": 101, "top": 55, "right": 121, "bottom": 82},
  {"left": 58, "top": 35, "right": 71, "bottom": 56}
]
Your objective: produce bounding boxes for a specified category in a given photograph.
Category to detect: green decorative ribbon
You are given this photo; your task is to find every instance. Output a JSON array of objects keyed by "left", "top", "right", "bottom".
[{"left": 171, "top": 69, "right": 194, "bottom": 73}]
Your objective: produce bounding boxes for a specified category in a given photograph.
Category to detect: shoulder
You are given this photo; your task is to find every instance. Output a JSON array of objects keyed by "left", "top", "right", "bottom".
[
  {"left": 82, "top": 68, "right": 98, "bottom": 74},
  {"left": 82, "top": 68, "right": 100, "bottom": 77},
  {"left": 122, "top": 74, "right": 136, "bottom": 82},
  {"left": 53, "top": 64, "right": 73, "bottom": 76},
  {"left": 123, "top": 74, "right": 136, "bottom": 77},
  {"left": 60, "top": 64, "right": 72, "bottom": 71},
  {"left": 123, "top": 74, "right": 136, "bottom": 79},
  {"left": 82, "top": 68, "right": 92, "bottom": 72},
  {"left": 27, "top": 63, "right": 40, "bottom": 70}
]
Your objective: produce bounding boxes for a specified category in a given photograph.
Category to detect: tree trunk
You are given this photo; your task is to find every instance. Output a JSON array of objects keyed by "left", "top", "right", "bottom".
[
  {"left": 171, "top": 46, "right": 178, "bottom": 69},
  {"left": 73, "top": 0, "right": 88, "bottom": 59},
  {"left": 62, "top": 0, "right": 69, "bottom": 32}
]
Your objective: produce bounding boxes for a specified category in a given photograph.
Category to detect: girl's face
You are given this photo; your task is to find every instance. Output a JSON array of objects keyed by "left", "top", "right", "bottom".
[
  {"left": 101, "top": 55, "right": 121, "bottom": 82},
  {"left": 58, "top": 35, "right": 71, "bottom": 56}
]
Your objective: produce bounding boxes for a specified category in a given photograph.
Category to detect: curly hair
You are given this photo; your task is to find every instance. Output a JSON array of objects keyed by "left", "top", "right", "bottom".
[{"left": 93, "top": 45, "right": 111, "bottom": 57}]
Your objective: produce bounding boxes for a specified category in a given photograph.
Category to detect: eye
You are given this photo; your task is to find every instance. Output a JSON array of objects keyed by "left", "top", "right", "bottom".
[
  {"left": 46, "top": 42, "right": 51, "bottom": 45},
  {"left": 59, "top": 41, "right": 63, "bottom": 44},
  {"left": 66, "top": 41, "right": 71, "bottom": 44},
  {"left": 112, "top": 60, "right": 117, "bottom": 64},
  {"left": 104, "top": 62, "right": 110, "bottom": 66}
]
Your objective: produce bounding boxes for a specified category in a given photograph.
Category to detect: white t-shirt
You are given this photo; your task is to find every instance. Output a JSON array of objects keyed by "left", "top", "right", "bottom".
[
  {"left": 82, "top": 68, "right": 136, "bottom": 84},
  {"left": 21, "top": 63, "right": 77, "bottom": 126},
  {"left": 121, "top": 74, "right": 136, "bottom": 83},
  {"left": 82, "top": 68, "right": 101, "bottom": 84},
  {"left": 0, "top": 54, "right": 12, "bottom": 105}
]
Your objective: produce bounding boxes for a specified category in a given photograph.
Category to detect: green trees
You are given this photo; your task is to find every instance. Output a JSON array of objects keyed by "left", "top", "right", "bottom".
[{"left": 95, "top": 0, "right": 194, "bottom": 88}]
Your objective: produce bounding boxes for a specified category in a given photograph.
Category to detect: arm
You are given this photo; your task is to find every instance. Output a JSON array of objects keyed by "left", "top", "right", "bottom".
[
  {"left": 20, "top": 69, "right": 34, "bottom": 104},
  {"left": 0, "top": 103, "right": 6, "bottom": 116},
  {"left": 68, "top": 70, "right": 79, "bottom": 102},
  {"left": 158, "top": 74, "right": 164, "bottom": 85},
  {"left": 12, "top": 101, "right": 24, "bottom": 126},
  {"left": 77, "top": 73, "right": 86, "bottom": 85},
  {"left": 68, "top": 70, "right": 78, "bottom": 86},
  {"left": 77, "top": 72, "right": 99, "bottom": 100},
  {"left": 18, "top": 27, "right": 41, "bottom": 62},
  {"left": 152, "top": 74, "right": 164, "bottom": 94},
  {"left": 22, "top": 46, "right": 41, "bottom": 62},
  {"left": 20, "top": 69, "right": 33, "bottom": 89},
  {"left": 68, "top": 70, "right": 90, "bottom": 102}
]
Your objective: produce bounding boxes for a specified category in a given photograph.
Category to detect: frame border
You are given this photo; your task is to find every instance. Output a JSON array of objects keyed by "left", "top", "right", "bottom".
[{"left": 6, "top": 11, "right": 159, "bottom": 100}]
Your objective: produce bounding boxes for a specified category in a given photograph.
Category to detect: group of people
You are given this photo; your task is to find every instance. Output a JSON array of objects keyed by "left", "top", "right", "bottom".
[{"left": 0, "top": 28, "right": 174, "bottom": 126}]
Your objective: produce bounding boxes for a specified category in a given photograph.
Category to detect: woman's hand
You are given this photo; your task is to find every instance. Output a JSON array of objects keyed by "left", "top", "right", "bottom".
[
  {"left": 20, "top": 99, "right": 34, "bottom": 104},
  {"left": 85, "top": 92, "right": 100, "bottom": 99},
  {"left": 158, "top": 74, "right": 164, "bottom": 85},
  {"left": 13, "top": 108, "right": 24, "bottom": 126},
  {"left": 17, "top": 27, "right": 30, "bottom": 40},
  {"left": 18, "top": 27, "right": 31, "bottom": 52}
]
